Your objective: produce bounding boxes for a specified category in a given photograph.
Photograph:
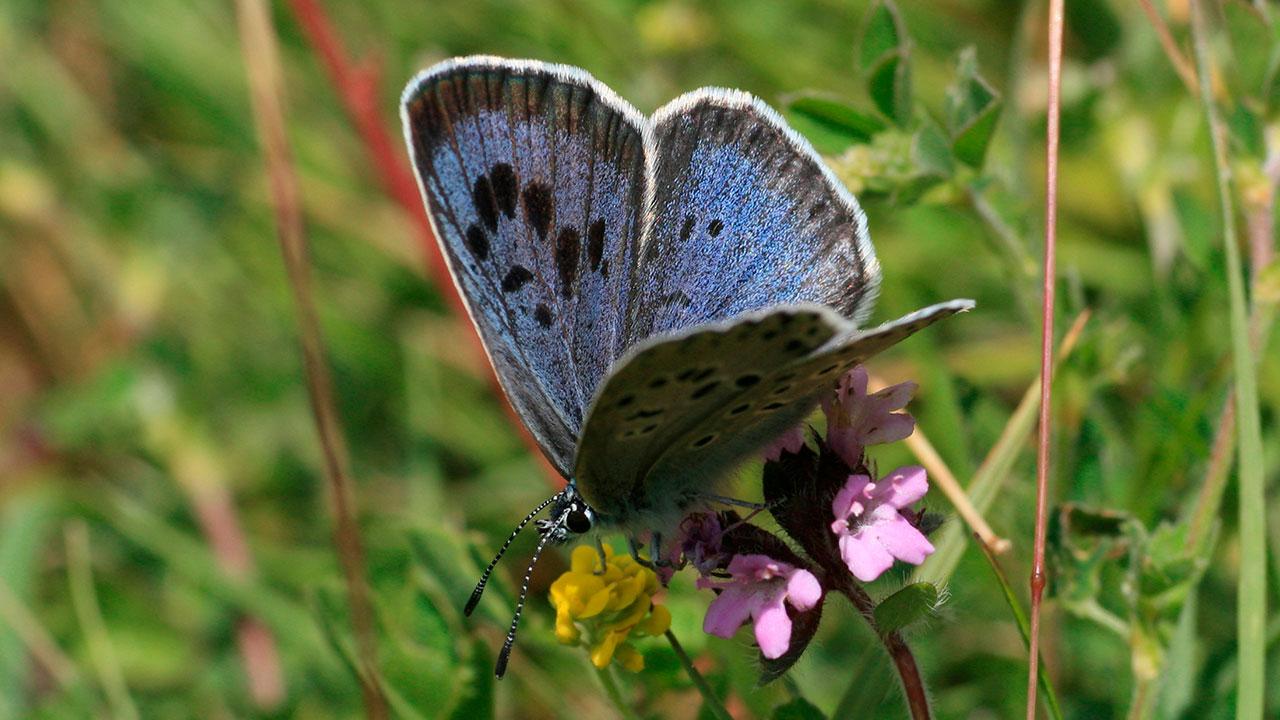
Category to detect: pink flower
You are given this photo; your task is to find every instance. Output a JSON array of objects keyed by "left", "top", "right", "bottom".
[
  {"left": 822, "top": 367, "right": 916, "bottom": 467},
  {"left": 698, "top": 554, "right": 822, "bottom": 659},
  {"left": 659, "top": 512, "right": 725, "bottom": 584},
  {"left": 830, "top": 466, "right": 935, "bottom": 582}
]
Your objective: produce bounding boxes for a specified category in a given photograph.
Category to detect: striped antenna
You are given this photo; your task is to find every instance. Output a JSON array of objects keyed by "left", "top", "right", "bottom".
[
  {"left": 495, "top": 507, "right": 568, "bottom": 678},
  {"left": 464, "top": 488, "right": 565, "bottom": 617}
]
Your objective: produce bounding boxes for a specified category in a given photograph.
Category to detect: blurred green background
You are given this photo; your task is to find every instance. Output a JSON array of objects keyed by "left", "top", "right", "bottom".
[{"left": 1, "top": 0, "right": 1277, "bottom": 717}]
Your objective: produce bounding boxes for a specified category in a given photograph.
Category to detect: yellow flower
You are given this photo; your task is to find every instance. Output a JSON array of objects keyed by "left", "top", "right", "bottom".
[{"left": 549, "top": 544, "right": 672, "bottom": 672}]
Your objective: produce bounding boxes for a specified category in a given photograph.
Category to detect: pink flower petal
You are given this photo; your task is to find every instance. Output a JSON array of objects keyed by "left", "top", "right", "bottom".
[
  {"left": 752, "top": 592, "right": 793, "bottom": 659},
  {"left": 862, "top": 412, "right": 916, "bottom": 446},
  {"left": 870, "top": 466, "right": 929, "bottom": 509},
  {"left": 832, "top": 474, "right": 872, "bottom": 519},
  {"left": 840, "top": 531, "right": 896, "bottom": 582},
  {"left": 872, "top": 515, "right": 935, "bottom": 565},
  {"left": 703, "top": 587, "right": 755, "bottom": 639},
  {"left": 786, "top": 569, "right": 822, "bottom": 611},
  {"left": 872, "top": 380, "right": 916, "bottom": 411},
  {"left": 727, "top": 553, "right": 782, "bottom": 579}
]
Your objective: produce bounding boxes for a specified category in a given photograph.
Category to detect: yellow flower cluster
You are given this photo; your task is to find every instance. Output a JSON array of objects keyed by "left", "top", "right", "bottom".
[{"left": 549, "top": 544, "right": 672, "bottom": 672}]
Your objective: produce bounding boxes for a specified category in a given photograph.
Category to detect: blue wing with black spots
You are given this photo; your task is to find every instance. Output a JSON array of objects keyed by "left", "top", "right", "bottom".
[
  {"left": 402, "top": 58, "right": 647, "bottom": 474},
  {"left": 624, "top": 89, "right": 881, "bottom": 347}
]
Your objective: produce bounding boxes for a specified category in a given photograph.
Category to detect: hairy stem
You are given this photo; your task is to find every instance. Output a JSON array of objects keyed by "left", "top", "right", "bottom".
[{"left": 836, "top": 579, "right": 931, "bottom": 720}]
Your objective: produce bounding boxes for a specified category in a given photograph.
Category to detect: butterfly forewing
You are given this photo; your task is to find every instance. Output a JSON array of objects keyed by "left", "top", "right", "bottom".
[
  {"left": 624, "top": 90, "right": 881, "bottom": 347},
  {"left": 573, "top": 305, "right": 849, "bottom": 522},
  {"left": 402, "top": 58, "right": 647, "bottom": 474}
]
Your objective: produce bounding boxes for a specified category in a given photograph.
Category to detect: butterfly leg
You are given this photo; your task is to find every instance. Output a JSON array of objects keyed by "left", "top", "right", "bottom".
[
  {"left": 627, "top": 535, "right": 655, "bottom": 568},
  {"left": 699, "top": 492, "right": 768, "bottom": 511},
  {"left": 593, "top": 537, "right": 608, "bottom": 575},
  {"left": 648, "top": 532, "right": 672, "bottom": 568}
]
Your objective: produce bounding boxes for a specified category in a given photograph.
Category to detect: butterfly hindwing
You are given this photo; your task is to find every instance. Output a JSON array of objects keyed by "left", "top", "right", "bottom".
[
  {"left": 573, "top": 304, "right": 850, "bottom": 521},
  {"left": 402, "top": 58, "right": 647, "bottom": 474},
  {"left": 641, "top": 299, "right": 975, "bottom": 499},
  {"left": 624, "top": 90, "right": 881, "bottom": 346}
]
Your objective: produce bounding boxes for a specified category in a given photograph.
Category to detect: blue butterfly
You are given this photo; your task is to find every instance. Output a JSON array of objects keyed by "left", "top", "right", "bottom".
[{"left": 401, "top": 56, "right": 972, "bottom": 675}]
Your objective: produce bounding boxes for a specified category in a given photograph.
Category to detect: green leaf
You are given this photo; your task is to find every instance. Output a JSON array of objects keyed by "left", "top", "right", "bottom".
[
  {"left": 944, "top": 47, "right": 1002, "bottom": 168},
  {"left": 857, "top": 1, "right": 901, "bottom": 71},
  {"left": 858, "top": 0, "right": 912, "bottom": 125},
  {"left": 771, "top": 696, "right": 825, "bottom": 720},
  {"left": 873, "top": 583, "right": 938, "bottom": 636},
  {"left": 786, "top": 93, "right": 886, "bottom": 145},
  {"left": 912, "top": 120, "right": 953, "bottom": 178}
]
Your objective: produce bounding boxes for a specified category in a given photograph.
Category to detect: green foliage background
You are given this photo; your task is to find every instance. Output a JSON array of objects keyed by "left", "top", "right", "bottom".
[{"left": 0, "top": 0, "right": 1277, "bottom": 717}]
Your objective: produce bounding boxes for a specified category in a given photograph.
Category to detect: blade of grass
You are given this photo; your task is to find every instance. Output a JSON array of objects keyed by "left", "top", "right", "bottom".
[
  {"left": 1187, "top": 2, "right": 1268, "bottom": 717},
  {"left": 1135, "top": 0, "right": 1200, "bottom": 94},
  {"left": 913, "top": 310, "right": 1089, "bottom": 587},
  {"left": 665, "top": 630, "right": 733, "bottom": 720},
  {"left": 65, "top": 521, "right": 139, "bottom": 720},
  {"left": 976, "top": 537, "right": 1064, "bottom": 720},
  {"left": 1028, "top": 2, "right": 1065, "bottom": 715},
  {"left": 233, "top": 0, "right": 385, "bottom": 714}
]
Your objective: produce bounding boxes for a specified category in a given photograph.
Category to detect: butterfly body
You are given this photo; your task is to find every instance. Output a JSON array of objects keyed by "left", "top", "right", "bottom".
[{"left": 403, "top": 53, "right": 971, "bottom": 531}]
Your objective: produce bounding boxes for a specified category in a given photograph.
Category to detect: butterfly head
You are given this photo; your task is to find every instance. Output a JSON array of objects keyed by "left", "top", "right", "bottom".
[{"left": 536, "top": 481, "right": 597, "bottom": 543}]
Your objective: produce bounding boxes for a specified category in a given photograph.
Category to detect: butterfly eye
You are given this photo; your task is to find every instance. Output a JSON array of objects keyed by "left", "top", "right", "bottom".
[{"left": 565, "top": 510, "right": 592, "bottom": 534}]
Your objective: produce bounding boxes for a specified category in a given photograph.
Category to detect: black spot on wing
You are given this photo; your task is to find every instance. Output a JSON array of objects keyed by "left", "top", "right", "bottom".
[
  {"left": 490, "top": 163, "right": 518, "bottom": 218},
  {"left": 464, "top": 224, "right": 490, "bottom": 261},
  {"left": 534, "top": 303, "right": 552, "bottom": 327},
  {"left": 587, "top": 219, "right": 606, "bottom": 271},
  {"left": 691, "top": 381, "right": 720, "bottom": 399},
  {"left": 708, "top": 218, "right": 724, "bottom": 237},
  {"left": 555, "top": 227, "right": 580, "bottom": 298},
  {"left": 679, "top": 215, "right": 695, "bottom": 242},
  {"left": 502, "top": 265, "right": 533, "bottom": 293},
  {"left": 522, "top": 182, "right": 554, "bottom": 241},
  {"left": 735, "top": 374, "right": 760, "bottom": 388},
  {"left": 692, "top": 434, "right": 717, "bottom": 448},
  {"left": 472, "top": 175, "right": 499, "bottom": 231}
]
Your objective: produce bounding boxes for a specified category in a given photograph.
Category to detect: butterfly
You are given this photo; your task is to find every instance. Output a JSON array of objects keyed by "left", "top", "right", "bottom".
[{"left": 400, "top": 56, "right": 973, "bottom": 675}]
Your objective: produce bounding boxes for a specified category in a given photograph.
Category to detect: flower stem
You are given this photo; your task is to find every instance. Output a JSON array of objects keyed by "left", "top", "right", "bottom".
[
  {"left": 594, "top": 664, "right": 641, "bottom": 720},
  {"left": 665, "top": 630, "right": 733, "bottom": 720},
  {"left": 836, "top": 580, "right": 932, "bottom": 720}
]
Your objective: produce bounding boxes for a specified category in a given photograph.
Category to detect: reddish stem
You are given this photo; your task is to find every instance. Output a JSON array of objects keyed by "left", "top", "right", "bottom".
[
  {"left": 1028, "top": 0, "right": 1064, "bottom": 718},
  {"left": 284, "top": 0, "right": 453, "bottom": 301},
  {"left": 283, "top": 0, "right": 561, "bottom": 486}
]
